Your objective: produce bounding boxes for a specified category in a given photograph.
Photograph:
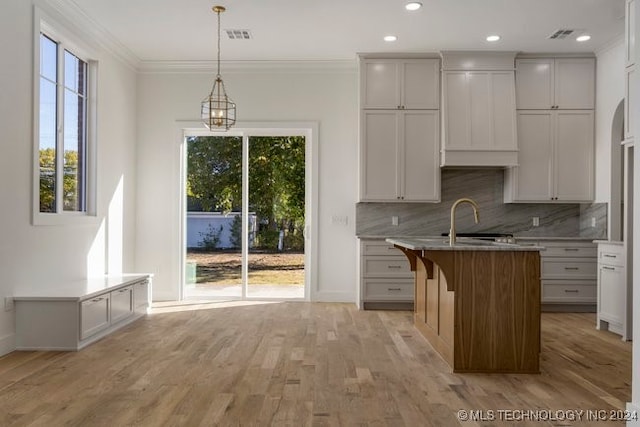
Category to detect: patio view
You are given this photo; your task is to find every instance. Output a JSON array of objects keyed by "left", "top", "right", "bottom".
[{"left": 185, "top": 135, "right": 305, "bottom": 299}]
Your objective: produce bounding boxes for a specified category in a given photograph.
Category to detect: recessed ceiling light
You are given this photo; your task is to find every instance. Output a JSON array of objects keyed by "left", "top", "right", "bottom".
[
  {"left": 576, "top": 35, "right": 591, "bottom": 42},
  {"left": 405, "top": 2, "right": 422, "bottom": 11},
  {"left": 384, "top": 35, "right": 398, "bottom": 42},
  {"left": 486, "top": 35, "right": 501, "bottom": 42}
]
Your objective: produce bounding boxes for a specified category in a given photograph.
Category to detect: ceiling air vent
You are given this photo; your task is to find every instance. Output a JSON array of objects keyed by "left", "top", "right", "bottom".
[
  {"left": 547, "top": 29, "right": 575, "bottom": 40},
  {"left": 226, "top": 29, "right": 252, "bottom": 40}
]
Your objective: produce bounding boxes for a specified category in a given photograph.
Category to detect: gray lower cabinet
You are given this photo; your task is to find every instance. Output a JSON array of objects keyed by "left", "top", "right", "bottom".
[
  {"left": 518, "top": 239, "right": 597, "bottom": 310},
  {"left": 360, "top": 239, "right": 413, "bottom": 309}
]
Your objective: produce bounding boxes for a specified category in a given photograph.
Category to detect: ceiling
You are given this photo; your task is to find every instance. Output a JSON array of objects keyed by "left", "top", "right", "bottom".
[{"left": 64, "top": 0, "right": 626, "bottom": 63}]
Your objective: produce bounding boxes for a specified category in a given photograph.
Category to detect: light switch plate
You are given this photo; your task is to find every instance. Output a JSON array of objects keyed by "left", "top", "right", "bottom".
[
  {"left": 391, "top": 216, "right": 399, "bottom": 226},
  {"left": 532, "top": 217, "right": 539, "bottom": 227},
  {"left": 4, "top": 297, "right": 14, "bottom": 312}
]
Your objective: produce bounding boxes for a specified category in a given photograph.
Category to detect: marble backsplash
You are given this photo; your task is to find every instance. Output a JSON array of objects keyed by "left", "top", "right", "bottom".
[{"left": 356, "top": 169, "right": 607, "bottom": 238}]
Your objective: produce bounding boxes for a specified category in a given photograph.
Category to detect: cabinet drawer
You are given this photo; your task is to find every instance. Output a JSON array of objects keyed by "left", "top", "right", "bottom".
[
  {"left": 540, "top": 244, "right": 596, "bottom": 258},
  {"left": 541, "top": 259, "right": 596, "bottom": 279},
  {"left": 80, "top": 294, "right": 110, "bottom": 340},
  {"left": 362, "top": 241, "right": 405, "bottom": 256},
  {"left": 363, "top": 279, "right": 414, "bottom": 301},
  {"left": 363, "top": 256, "right": 412, "bottom": 277},
  {"left": 598, "top": 244, "right": 625, "bottom": 267},
  {"left": 542, "top": 282, "right": 596, "bottom": 303},
  {"left": 110, "top": 286, "right": 134, "bottom": 324}
]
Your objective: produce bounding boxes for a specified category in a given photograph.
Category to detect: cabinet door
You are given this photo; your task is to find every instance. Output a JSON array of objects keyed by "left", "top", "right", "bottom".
[
  {"left": 360, "top": 111, "right": 399, "bottom": 201},
  {"left": 625, "top": 65, "right": 636, "bottom": 139},
  {"left": 599, "top": 264, "right": 625, "bottom": 324},
  {"left": 511, "top": 111, "right": 554, "bottom": 201},
  {"left": 80, "top": 294, "right": 110, "bottom": 340},
  {"left": 627, "top": 0, "right": 636, "bottom": 67},
  {"left": 401, "top": 111, "right": 440, "bottom": 201},
  {"left": 402, "top": 59, "right": 440, "bottom": 109},
  {"left": 442, "top": 71, "right": 471, "bottom": 149},
  {"left": 515, "top": 58, "right": 554, "bottom": 109},
  {"left": 554, "top": 111, "right": 594, "bottom": 201},
  {"left": 554, "top": 58, "right": 595, "bottom": 109},
  {"left": 111, "top": 286, "right": 134, "bottom": 324},
  {"left": 361, "top": 60, "right": 400, "bottom": 109},
  {"left": 134, "top": 279, "right": 150, "bottom": 313}
]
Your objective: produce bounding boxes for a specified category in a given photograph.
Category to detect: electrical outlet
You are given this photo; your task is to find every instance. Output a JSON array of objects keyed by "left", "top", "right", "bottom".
[
  {"left": 4, "top": 297, "right": 14, "bottom": 312},
  {"left": 532, "top": 217, "right": 539, "bottom": 227},
  {"left": 391, "top": 216, "right": 399, "bottom": 226},
  {"left": 591, "top": 217, "right": 597, "bottom": 227},
  {"left": 331, "top": 215, "right": 348, "bottom": 226}
]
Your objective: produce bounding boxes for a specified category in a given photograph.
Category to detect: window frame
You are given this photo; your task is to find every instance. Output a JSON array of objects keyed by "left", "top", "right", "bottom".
[{"left": 32, "top": 8, "right": 98, "bottom": 226}]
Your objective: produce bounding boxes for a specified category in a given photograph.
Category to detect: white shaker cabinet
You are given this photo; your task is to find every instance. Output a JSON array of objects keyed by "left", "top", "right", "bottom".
[
  {"left": 360, "top": 59, "right": 440, "bottom": 109},
  {"left": 360, "top": 110, "right": 440, "bottom": 202},
  {"left": 505, "top": 110, "right": 594, "bottom": 202},
  {"left": 596, "top": 242, "right": 631, "bottom": 340},
  {"left": 515, "top": 58, "right": 595, "bottom": 110}
]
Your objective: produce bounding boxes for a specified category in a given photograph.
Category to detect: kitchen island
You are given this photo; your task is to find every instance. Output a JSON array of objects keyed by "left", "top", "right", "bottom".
[{"left": 387, "top": 237, "right": 543, "bottom": 374}]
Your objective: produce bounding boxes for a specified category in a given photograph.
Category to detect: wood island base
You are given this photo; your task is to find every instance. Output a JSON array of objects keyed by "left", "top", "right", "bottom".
[{"left": 396, "top": 247, "right": 541, "bottom": 374}]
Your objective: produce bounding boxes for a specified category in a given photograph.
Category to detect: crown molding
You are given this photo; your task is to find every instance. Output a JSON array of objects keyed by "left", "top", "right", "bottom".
[
  {"left": 138, "top": 59, "right": 358, "bottom": 74},
  {"left": 44, "top": 0, "right": 140, "bottom": 70},
  {"left": 594, "top": 33, "right": 624, "bottom": 57}
]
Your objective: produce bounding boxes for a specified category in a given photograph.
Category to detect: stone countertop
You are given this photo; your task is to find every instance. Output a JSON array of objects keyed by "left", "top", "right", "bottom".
[
  {"left": 386, "top": 237, "right": 545, "bottom": 251},
  {"left": 360, "top": 235, "right": 599, "bottom": 241},
  {"left": 593, "top": 240, "right": 624, "bottom": 246}
]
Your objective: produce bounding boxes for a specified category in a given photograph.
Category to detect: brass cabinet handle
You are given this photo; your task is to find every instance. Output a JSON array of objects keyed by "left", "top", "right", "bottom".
[
  {"left": 564, "top": 267, "right": 579, "bottom": 270},
  {"left": 564, "top": 289, "right": 579, "bottom": 293},
  {"left": 564, "top": 248, "right": 580, "bottom": 251},
  {"left": 602, "top": 266, "right": 616, "bottom": 271},
  {"left": 603, "top": 254, "right": 617, "bottom": 258},
  {"left": 387, "top": 265, "right": 402, "bottom": 269},
  {"left": 387, "top": 288, "right": 402, "bottom": 291}
]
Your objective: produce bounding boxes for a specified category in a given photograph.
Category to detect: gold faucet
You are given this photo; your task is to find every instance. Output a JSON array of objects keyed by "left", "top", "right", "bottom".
[{"left": 450, "top": 198, "right": 480, "bottom": 246}]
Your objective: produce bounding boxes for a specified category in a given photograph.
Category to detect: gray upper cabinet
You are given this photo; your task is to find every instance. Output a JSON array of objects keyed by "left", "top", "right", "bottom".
[
  {"left": 515, "top": 58, "right": 595, "bottom": 110},
  {"left": 360, "top": 59, "right": 440, "bottom": 109}
]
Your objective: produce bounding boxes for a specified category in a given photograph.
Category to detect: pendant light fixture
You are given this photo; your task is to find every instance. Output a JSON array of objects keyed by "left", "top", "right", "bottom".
[{"left": 201, "top": 5, "right": 236, "bottom": 130}]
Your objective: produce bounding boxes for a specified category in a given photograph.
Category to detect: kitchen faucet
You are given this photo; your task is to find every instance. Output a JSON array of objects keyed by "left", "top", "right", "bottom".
[{"left": 449, "top": 198, "right": 480, "bottom": 246}]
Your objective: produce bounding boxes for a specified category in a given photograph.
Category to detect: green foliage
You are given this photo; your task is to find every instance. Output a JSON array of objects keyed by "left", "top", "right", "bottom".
[
  {"left": 199, "top": 224, "right": 223, "bottom": 250},
  {"left": 187, "top": 135, "right": 305, "bottom": 251},
  {"left": 39, "top": 148, "right": 82, "bottom": 212}
]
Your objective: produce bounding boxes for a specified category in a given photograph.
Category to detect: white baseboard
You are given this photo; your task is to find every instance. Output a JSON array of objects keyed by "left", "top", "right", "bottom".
[
  {"left": 0, "top": 333, "right": 15, "bottom": 357},
  {"left": 627, "top": 402, "right": 640, "bottom": 426}
]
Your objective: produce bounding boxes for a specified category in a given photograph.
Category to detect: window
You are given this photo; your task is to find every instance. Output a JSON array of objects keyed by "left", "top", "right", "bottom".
[{"left": 38, "top": 33, "right": 88, "bottom": 213}]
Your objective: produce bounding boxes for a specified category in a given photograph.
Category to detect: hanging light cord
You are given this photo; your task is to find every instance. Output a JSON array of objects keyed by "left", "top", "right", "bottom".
[{"left": 216, "top": 8, "right": 221, "bottom": 79}]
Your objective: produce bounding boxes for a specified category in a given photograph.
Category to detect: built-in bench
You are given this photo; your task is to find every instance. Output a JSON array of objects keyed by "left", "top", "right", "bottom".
[{"left": 14, "top": 274, "right": 152, "bottom": 351}]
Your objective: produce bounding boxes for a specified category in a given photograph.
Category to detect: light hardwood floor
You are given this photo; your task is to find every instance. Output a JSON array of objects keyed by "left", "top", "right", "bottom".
[{"left": 0, "top": 302, "right": 632, "bottom": 426}]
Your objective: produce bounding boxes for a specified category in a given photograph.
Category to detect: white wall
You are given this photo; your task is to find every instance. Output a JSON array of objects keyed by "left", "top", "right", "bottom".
[
  {"left": 0, "top": 0, "right": 138, "bottom": 356},
  {"left": 595, "top": 38, "right": 625, "bottom": 206},
  {"left": 135, "top": 66, "right": 358, "bottom": 302}
]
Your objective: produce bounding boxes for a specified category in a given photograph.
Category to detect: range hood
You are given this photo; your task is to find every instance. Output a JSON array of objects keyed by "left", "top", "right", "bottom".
[{"left": 440, "top": 51, "right": 519, "bottom": 168}]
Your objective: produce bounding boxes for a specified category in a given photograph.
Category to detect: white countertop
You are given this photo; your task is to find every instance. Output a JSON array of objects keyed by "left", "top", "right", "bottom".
[
  {"left": 386, "top": 237, "right": 544, "bottom": 251},
  {"left": 14, "top": 274, "right": 152, "bottom": 301}
]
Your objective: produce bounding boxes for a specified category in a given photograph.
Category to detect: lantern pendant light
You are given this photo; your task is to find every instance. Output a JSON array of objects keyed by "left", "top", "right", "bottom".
[{"left": 201, "top": 5, "right": 236, "bottom": 130}]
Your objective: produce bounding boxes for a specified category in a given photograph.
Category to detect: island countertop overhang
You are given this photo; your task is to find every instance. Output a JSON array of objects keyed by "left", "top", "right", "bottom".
[{"left": 386, "top": 237, "right": 545, "bottom": 251}]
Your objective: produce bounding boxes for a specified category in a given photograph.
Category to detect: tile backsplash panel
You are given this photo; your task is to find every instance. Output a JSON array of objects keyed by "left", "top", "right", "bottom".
[{"left": 356, "top": 169, "right": 607, "bottom": 238}]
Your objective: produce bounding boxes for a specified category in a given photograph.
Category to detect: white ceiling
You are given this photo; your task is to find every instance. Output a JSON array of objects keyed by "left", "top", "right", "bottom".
[{"left": 64, "top": 0, "right": 626, "bottom": 63}]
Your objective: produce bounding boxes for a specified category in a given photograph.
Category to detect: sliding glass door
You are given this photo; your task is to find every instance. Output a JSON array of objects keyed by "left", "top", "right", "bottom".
[{"left": 183, "top": 131, "right": 306, "bottom": 300}]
